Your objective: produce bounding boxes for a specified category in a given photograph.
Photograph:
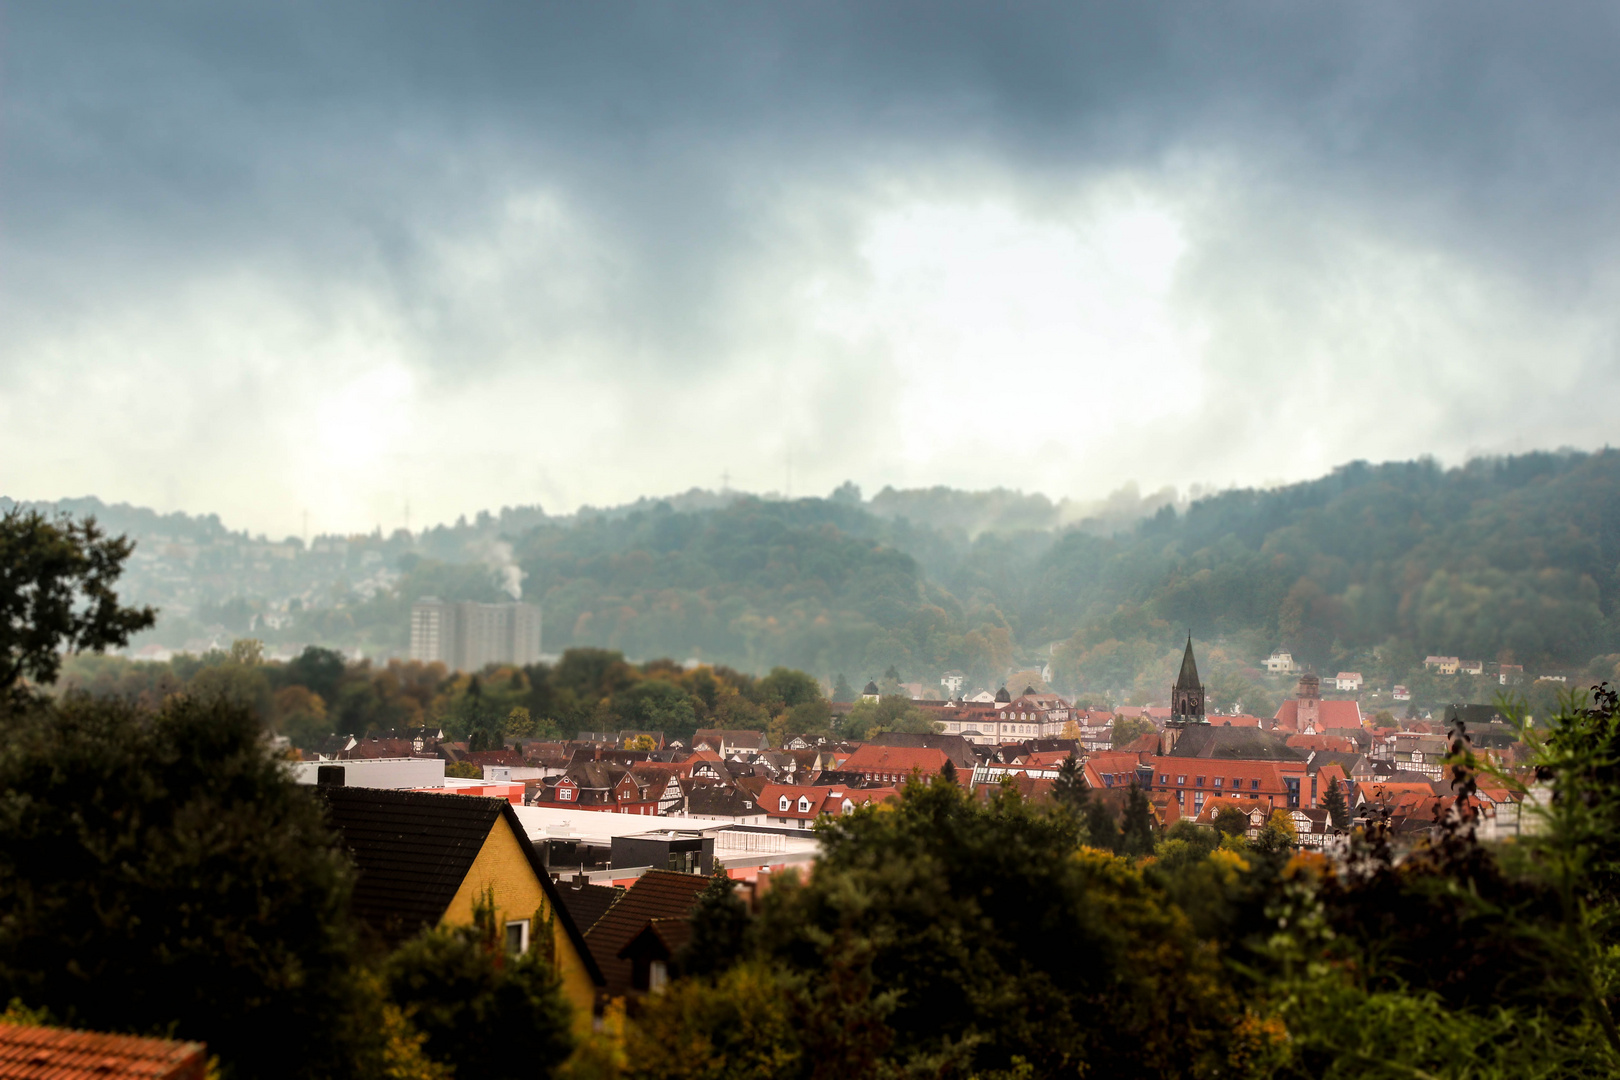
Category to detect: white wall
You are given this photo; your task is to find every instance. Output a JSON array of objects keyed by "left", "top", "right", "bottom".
[{"left": 288, "top": 757, "right": 446, "bottom": 789}]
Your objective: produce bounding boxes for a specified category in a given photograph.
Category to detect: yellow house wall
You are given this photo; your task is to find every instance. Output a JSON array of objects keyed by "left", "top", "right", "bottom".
[{"left": 441, "top": 814, "right": 599, "bottom": 1037}]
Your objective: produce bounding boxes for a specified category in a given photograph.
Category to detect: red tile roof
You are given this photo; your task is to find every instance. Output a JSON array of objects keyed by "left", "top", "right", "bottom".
[
  {"left": 841, "top": 744, "right": 949, "bottom": 777},
  {"left": 1212, "top": 714, "right": 1264, "bottom": 728},
  {"left": 0, "top": 1026, "right": 205, "bottom": 1080}
]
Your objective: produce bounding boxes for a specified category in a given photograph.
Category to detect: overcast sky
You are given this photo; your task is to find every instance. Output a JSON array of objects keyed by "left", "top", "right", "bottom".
[{"left": 3, "top": 3, "right": 1618, "bottom": 538}]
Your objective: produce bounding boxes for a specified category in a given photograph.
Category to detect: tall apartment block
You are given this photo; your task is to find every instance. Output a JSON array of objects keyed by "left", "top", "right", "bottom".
[{"left": 409, "top": 598, "right": 543, "bottom": 671}]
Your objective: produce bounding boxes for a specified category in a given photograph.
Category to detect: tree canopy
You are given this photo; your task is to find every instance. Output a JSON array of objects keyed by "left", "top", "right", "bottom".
[{"left": 0, "top": 506, "right": 154, "bottom": 704}]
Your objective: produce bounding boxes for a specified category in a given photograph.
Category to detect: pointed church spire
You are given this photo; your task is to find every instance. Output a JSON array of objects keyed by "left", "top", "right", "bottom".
[
  {"left": 1170, "top": 632, "right": 1206, "bottom": 724},
  {"left": 1175, "top": 631, "right": 1200, "bottom": 693}
]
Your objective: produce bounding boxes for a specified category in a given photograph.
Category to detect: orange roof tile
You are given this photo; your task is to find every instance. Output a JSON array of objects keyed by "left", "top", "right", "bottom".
[
  {"left": 842, "top": 745, "right": 949, "bottom": 775},
  {"left": 0, "top": 1026, "right": 205, "bottom": 1080}
]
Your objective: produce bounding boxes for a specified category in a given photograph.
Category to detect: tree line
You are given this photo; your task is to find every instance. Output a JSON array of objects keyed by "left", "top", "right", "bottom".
[{"left": 242, "top": 450, "right": 1620, "bottom": 700}]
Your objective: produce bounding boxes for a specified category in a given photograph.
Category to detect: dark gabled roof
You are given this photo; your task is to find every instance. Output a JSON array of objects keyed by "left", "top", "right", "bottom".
[
  {"left": 617, "top": 916, "right": 693, "bottom": 963},
  {"left": 321, "top": 787, "right": 504, "bottom": 941},
  {"left": 584, "top": 870, "right": 712, "bottom": 997},
  {"left": 1165, "top": 726, "right": 1305, "bottom": 761},
  {"left": 862, "top": 681, "right": 880, "bottom": 695},
  {"left": 868, "top": 731, "right": 977, "bottom": 767},
  {"left": 683, "top": 784, "right": 762, "bottom": 817},
  {"left": 319, "top": 787, "right": 604, "bottom": 986},
  {"left": 555, "top": 879, "right": 624, "bottom": 937},
  {"left": 994, "top": 686, "right": 1011, "bottom": 703},
  {"left": 1307, "top": 750, "right": 1365, "bottom": 774}
]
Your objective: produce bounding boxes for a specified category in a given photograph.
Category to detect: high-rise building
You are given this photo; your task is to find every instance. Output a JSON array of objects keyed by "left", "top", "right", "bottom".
[{"left": 409, "top": 598, "right": 542, "bottom": 671}]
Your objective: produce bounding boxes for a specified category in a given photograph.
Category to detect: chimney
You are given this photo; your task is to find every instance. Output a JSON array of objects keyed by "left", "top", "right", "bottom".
[{"left": 317, "top": 764, "right": 346, "bottom": 787}]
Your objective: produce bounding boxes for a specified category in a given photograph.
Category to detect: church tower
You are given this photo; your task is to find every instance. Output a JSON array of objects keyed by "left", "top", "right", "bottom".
[{"left": 1170, "top": 633, "right": 1207, "bottom": 724}]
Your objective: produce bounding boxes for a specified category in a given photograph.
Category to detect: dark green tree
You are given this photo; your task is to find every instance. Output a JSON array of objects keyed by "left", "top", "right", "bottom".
[
  {"left": 1213, "top": 804, "right": 1248, "bottom": 837},
  {"left": 831, "top": 673, "right": 856, "bottom": 703},
  {"left": 755, "top": 667, "right": 823, "bottom": 709},
  {"left": 1052, "top": 754, "right": 1087, "bottom": 815},
  {"left": 1119, "top": 783, "right": 1157, "bottom": 857},
  {"left": 750, "top": 776, "right": 1238, "bottom": 1076},
  {"left": 1322, "top": 777, "right": 1351, "bottom": 830},
  {"left": 383, "top": 916, "right": 574, "bottom": 1079},
  {"left": 0, "top": 507, "right": 155, "bottom": 705},
  {"left": 1083, "top": 796, "right": 1121, "bottom": 852},
  {"left": 0, "top": 693, "right": 366, "bottom": 1078},
  {"left": 281, "top": 645, "right": 347, "bottom": 706},
  {"left": 678, "top": 871, "right": 752, "bottom": 978}
]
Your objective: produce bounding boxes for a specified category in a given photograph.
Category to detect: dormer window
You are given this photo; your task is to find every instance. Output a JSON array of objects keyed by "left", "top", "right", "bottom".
[
  {"left": 779, "top": 795, "right": 790, "bottom": 812},
  {"left": 797, "top": 796, "right": 811, "bottom": 813}
]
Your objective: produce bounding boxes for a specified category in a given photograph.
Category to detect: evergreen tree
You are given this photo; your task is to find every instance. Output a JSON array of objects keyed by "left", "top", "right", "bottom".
[
  {"left": 1322, "top": 777, "right": 1350, "bottom": 830},
  {"left": 1119, "top": 783, "right": 1157, "bottom": 857},
  {"left": 1084, "top": 796, "right": 1120, "bottom": 851},
  {"left": 1052, "top": 754, "right": 1088, "bottom": 814},
  {"left": 940, "top": 757, "right": 958, "bottom": 784},
  {"left": 831, "top": 673, "right": 856, "bottom": 704}
]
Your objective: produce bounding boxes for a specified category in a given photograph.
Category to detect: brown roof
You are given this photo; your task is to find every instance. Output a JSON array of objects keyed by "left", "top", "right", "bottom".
[
  {"left": 617, "top": 916, "right": 693, "bottom": 963},
  {"left": 554, "top": 879, "right": 624, "bottom": 936},
  {"left": 0, "top": 1026, "right": 206, "bottom": 1080},
  {"left": 584, "top": 870, "right": 712, "bottom": 997}
]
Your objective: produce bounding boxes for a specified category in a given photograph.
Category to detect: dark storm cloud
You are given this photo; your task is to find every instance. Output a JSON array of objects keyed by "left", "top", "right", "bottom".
[
  {"left": 11, "top": 3, "right": 1620, "bottom": 308},
  {"left": 3, "top": 2, "right": 1618, "bottom": 531}
]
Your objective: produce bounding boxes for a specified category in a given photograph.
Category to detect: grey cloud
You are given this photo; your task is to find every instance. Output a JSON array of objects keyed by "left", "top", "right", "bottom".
[{"left": 4, "top": 2, "right": 1620, "bottom": 528}]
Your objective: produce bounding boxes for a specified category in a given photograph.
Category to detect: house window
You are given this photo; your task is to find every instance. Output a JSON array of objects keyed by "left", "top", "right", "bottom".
[
  {"left": 1177, "top": 776, "right": 1186, "bottom": 786},
  {"left": 779, "top": 796, "right": 790, "bottom": 812},
  {"left": 1232, "top": 778, "right": 1241, "bottom": 789},
  {"left": 649, "top": 960, "right": 669, "bottom": 993},
  {"left": 505, "top": 919, "right": 530, "bottom": 955},
  {"left": 1251, "top": 779, "right": 1260, "bottom": 790},
  {"left": 1196, "top": 776, "right": 1205, "bottom": 788},
  {"left": 558, "top": 787, "right": 574, "bottom": 802},
  {"left": 798, "top": 797, "right": 811, "bottom": 813},
  {"left": 1160, "top": 774, "right": 1169, "bottom": 784},
  {"left": 1213, "top": 778, "right": 1223, "bottom": 788}
]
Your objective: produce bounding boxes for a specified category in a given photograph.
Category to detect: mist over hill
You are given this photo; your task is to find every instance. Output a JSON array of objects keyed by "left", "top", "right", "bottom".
[{"left": 12, "top": 449, "right": 1619, "bottom": 701}]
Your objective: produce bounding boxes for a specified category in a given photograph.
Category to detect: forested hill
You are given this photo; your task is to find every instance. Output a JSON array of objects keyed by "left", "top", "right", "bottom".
[
  {"left": 502, "top": 451, "right": 1618, "bottom": 695},
  {"left": 20, "top": 450, "right": 1620, "bottom": 698}
]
